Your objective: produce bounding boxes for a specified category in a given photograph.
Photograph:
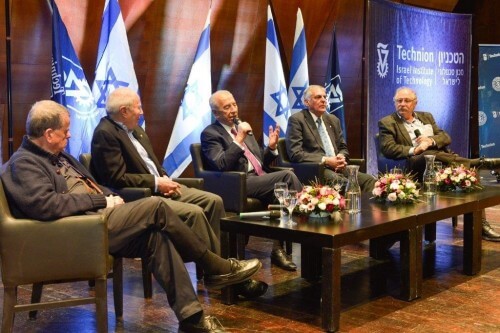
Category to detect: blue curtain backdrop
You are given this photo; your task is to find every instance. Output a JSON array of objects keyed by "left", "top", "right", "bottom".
[
  {"left": 478, "top": 45, "right": 500, "bottom": 158},
  {"left": 367, "top": 0, "right": 472, "bottom": 176}
]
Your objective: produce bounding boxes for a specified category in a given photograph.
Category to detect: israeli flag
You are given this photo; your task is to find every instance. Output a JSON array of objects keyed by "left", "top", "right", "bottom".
[
  {"left": 92, "top": 0, "right": 143, "bottom": 127},
  {"left": 325, "top": 27, "right": 346, "bottom": 138},
  {"left": 263, "top": 5, "right": 290, "bottom": 145},
  {"left": 288, "top": 8, "right": 309, "bottom": 117},
  {"left": 163, "top": 9, "right": 212, "bottom": 178},
  {"left": 51, "top": 0, "right": 99, "bottom": 158}
]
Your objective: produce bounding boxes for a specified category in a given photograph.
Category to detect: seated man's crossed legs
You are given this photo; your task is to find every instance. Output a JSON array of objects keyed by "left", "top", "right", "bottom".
[{"left": 105, "top": 196, "right": 262, "bottom": 332}]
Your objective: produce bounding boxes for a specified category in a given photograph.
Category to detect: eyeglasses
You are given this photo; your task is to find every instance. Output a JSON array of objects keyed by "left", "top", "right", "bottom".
[{"left": 394, "top": 98, "right": 415, "bottom": 104}]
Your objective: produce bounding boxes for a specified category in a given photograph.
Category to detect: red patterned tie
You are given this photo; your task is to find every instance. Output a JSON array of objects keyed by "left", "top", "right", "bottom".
[{"left": 231, "top": 128, "right": 265, "bottom": 176}]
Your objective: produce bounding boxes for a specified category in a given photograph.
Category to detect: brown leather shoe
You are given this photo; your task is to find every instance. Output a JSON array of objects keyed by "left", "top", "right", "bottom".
[
  {"left": 271, "top": 248, "right": 297, "bottom": 271},
  {"left": 179, "top": 315, "right": 226, "bottom": 333},
  {"left": 204, "top": 258, "right": 261, "bottom": 289}
]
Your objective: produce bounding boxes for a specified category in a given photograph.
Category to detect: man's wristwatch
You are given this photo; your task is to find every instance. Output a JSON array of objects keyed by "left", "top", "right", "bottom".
[{"left": 321, "top": 156, "right": 327, "bottom": 164}]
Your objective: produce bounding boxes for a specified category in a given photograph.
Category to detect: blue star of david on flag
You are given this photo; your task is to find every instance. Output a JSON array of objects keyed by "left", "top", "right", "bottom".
[
  {"left": 270, "top": 83, "right": 290, "bottom": 118},
  {"left": 180, "top": 80, "right": 201, "bottom": 120},
  {"left": 92, "top": 0, "right": 142, "bottom": 125},
  {"left": 94, "top": 68, "right": 130, "bottom": 108},
  {"left": 291, "top": 83, "right": 308, "bottom": 110}
]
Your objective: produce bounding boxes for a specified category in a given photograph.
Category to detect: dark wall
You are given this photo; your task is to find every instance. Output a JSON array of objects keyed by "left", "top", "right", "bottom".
[{"left": 0, "top": 0, "right": 495, "bottom": 175}]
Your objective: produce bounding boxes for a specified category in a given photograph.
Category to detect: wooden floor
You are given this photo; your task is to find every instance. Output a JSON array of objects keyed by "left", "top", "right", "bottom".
[{"left": 2, "top": 178, "right": 500, "bottom": 332}]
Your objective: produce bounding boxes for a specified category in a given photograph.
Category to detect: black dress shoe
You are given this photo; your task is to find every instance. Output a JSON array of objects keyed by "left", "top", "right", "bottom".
[
  {"left": 478, "top": 157, "right": 500, "bottom": 170},
  {"left": 235, "top": 279, "right": 268, "bottom": 299},
  {"left": 204, "top": 258, "right": 261, "bottom": 289},
  {"left": 271, "top": 248, "right": 297, "bottom": 271},
  {"left": 482, "top": 219, "right": 500, "bottom": 242},
  {"left": 179, "top": 315, "right": 226, "bottom": 333}
]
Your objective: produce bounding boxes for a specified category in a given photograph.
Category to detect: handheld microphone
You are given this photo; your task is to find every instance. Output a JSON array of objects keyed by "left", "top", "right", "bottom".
[
  {"left": 239, "top": 211, "right": 280, "bottom": 219},
  {"left": 414, "top": 129, "right": 421, "bottom": 138},
  {"left": 233, "top": 117, "right": 253, "bottom": 136}
]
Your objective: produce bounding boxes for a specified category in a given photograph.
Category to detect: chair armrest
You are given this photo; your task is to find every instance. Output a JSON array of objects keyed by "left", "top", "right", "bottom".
[
  {"left": 0, "top": 215, "right": 108, "bottom": 285},
  {"left": 350, "top": 158, "right": 366, "bottom": 173},
  {"left": 196, "top": 170, "right": 247, "bottom": 212},
  {"left": 269, "top": 166, "right": 293, "bottom": 172},
  {"left": 114, "top": 187, "right": 152, "bottom": 202},
  {"left": 277, "top": 159, "right": 326, "bottom": 185},
  {"left": 174, "top": 178, "right": 204, "bottom": 190}
]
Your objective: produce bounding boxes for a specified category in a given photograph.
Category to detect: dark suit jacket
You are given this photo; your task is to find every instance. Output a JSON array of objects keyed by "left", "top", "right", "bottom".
[
  {"left": 200, "top": 121, "right": 276, "bottom": 172},
  {"left": 285, "top": 109, "right": 350, "bottom": 163},
  {"left": 91, "top": 116, "right": 166, "bottom": 189},
  {"left": 378, "top": 111, "right": 452, "bottom": 160}
]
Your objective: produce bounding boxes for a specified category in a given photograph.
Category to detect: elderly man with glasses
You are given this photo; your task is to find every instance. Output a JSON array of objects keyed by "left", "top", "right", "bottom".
[{"left": 378, "top": 86, "right": 500, "bottom": 242}]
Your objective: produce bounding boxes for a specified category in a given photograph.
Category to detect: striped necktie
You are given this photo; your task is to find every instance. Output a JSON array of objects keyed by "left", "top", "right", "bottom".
[
  {"left": 316, "top": 117, "right": 335, "bottom": 157},
  {"left": 231, "top": 128, "right": 265, "bottom": 176}
]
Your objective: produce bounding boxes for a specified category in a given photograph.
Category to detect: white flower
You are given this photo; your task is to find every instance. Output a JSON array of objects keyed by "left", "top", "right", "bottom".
[
  {"left": 387, "top": 192, "right": 398, "bottom": 201},
  {"left": 389, "top": 182, "right": 400, "bottom": 190}
]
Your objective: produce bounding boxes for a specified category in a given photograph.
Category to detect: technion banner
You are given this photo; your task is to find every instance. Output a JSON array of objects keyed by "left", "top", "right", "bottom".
[
  {"left": 367, "top": 0, "right": 471, "bottom": 176},
  {"left": 478, "top": 45, "right": 500, "bottom": 158}
]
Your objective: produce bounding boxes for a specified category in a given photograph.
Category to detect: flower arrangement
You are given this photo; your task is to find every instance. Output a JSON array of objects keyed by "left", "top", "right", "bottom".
[
  {"left": 436, "top": 164, "right": 482, "bottom": 192},
  {"left": 297, "top": 183, "right": 346, "bottom": 215},
  {"left": 372, "top": 171, "right": 420, "bottom": 204}
]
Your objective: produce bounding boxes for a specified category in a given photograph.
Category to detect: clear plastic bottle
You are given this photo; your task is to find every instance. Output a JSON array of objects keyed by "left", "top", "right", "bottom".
[
  {"left": 345, "top": 165, "right": 361, "bottom": 213},
  {"left": 422, "top": 155, "right": 437, "bottom": 196}
]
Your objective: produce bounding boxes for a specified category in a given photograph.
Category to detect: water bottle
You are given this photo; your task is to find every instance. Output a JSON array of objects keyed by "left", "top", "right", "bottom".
[
  {"left": 345, "top": 165, "right": 361, "bottom": 214},
  {"left": 422, "top": 155, "right": 437, "bottom": 196}
]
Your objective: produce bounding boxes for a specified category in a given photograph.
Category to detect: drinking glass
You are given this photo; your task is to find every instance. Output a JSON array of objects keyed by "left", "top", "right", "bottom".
[
  {"left": 434, "top": 161, "right": 443, "bottom": 172},
  {"left": 392, "top": 167, "right": 403, "bottom": 175},
  {"left": 274, "top": 182, "right": 288, "bottom": 219},
  {"left": 283, "top": 190, "right": 298, "bottom": 226}
]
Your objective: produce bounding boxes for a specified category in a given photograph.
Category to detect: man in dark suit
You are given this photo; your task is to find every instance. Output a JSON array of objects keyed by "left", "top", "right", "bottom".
[
  {"left": 379, "top": 86, "right": 500, "bottom": 242},
  {"left": 286, "top": 85, "right": 376, "bottom": 192},
  {"left": 91, "top": 87, "right": 268, "bottom": 298},
  {"left": 201, "top": 90, "right": 302, "bottom": 271},
  {"left": 1, "top": 100, "right": 263, "bottom": 332}
]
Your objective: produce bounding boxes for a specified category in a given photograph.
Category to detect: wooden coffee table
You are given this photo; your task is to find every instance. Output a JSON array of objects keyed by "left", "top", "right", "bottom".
[{"left": 220, "top": 204, "right": 418, "bottom": 332}]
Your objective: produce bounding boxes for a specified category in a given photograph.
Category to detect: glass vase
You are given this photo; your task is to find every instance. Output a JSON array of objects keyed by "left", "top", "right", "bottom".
[
  {"left": 345, "top": 165, "right": 361, "bottom": 213},
  {"left": 422, "top": 155, "right": 437, "bottom": 196}
]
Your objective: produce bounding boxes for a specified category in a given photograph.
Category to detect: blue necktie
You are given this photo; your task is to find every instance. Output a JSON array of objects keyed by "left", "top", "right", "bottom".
[{"left": 316, "top": 117, "right": 335, "bottom": 157}]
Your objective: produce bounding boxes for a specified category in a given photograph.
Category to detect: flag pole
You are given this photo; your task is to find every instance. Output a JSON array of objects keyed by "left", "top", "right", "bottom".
[{"left": 4, "top": 0, "right": 13, "bottom": 157}]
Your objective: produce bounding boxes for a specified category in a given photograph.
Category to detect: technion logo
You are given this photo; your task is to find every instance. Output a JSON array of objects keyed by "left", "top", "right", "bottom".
[{"left": 376, "top": 43, "right": 389, "bottom": 78}]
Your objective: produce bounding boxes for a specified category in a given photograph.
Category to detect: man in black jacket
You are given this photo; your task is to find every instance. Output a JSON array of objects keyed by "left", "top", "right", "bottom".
[{"left": 1, "top": 100, "right": 262, "bottom": 332}]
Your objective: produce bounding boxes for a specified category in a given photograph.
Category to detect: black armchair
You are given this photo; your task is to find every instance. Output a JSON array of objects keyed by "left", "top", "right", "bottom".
[
  {"left": 276, "top": 138, "right": 366, "bottom": 185},
  {"left": 374, "top": 133, "right": 408, "bottom": 174},
  {"left": 190, "top": 143, "right": 265, "bottom": 213}
]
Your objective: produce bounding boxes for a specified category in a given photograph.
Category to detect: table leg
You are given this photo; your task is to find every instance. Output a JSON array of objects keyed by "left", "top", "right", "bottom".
[
  {"left": 424, "top": 222, "right": 436, "bottom": 243},
  {"left": 369, "top": 233, "right": 400, "bottom": 259},
  {"left": 301, "top": 245, "right": 322, "bottom": 281},
  {"left": 321, "top": 247, "right": 340, "bottom": 332},
  {"left": 399, "top": 227, "right": 422, "bottom": 301},
  {"left": 221, "top": 231, "right": 238, "bottom": 304},
  {"left": 463, "top": 210, "right": 482, "bottom": 275}
]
